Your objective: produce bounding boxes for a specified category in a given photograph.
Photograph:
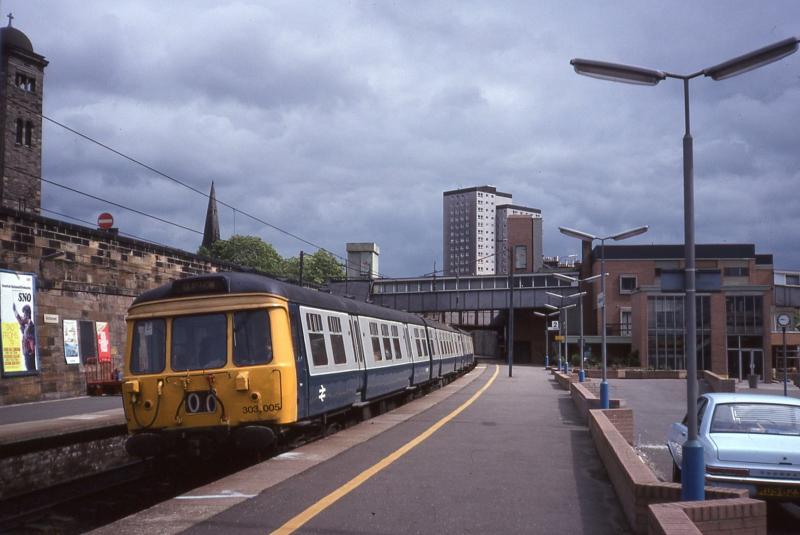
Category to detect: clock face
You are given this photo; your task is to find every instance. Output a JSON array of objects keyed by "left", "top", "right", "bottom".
[{"left": 777, "top": 313, "right": 791, "bottom": 327}]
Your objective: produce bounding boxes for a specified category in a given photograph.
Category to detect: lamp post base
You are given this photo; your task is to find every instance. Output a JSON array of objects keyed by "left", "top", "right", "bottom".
[
  {"left": 600, "top": 380, "right": 610, "bottom": 409},
  {"left": 545, "top": 355, "right": 549, "bottom": 369},
  {"left": 681, "top": 440, "right": 705, "bottom": 501}
]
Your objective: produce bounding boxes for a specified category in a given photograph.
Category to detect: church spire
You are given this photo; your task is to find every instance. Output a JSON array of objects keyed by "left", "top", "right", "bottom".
[{"left": 201, "top": 181, "right": 220, "bottom": 250}]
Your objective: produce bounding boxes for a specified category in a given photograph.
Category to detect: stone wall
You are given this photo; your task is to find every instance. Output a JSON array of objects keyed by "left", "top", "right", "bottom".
[{"left": 0, "top": 208, "right": 243, "bottom": 405}]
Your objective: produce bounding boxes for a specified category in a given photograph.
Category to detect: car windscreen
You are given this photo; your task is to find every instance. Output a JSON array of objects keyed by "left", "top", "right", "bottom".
[
  {"left": 710, "top": 403, "right": 800, "bottom": 436},
  {"left": 171, "top": 313, "right": 227, "bottom": 371}
]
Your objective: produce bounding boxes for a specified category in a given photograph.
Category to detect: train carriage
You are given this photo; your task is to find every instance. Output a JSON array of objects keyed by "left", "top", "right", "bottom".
[{"left": 122, "top": 272, "right": 473, "bottom": 458}]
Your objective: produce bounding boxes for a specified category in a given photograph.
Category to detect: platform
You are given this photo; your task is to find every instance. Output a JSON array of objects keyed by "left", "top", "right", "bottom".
[
  {"left": 0, "top": 396, "right": 124, "bottom": 454},
  {"left": 95, "top": 365, "right": 629, "bottom": 534}
]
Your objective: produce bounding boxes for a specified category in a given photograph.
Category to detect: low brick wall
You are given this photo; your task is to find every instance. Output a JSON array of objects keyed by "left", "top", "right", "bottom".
[
  {"left": 702, "top": 370, "right": 736, "bottom": 393},
  {"left": 585, "top": 369, "right": 686, "bottom": 380},
  {"left": 648, "top": 498, "right": 766, "bottom": 535},
  {"left": 569, "top": 381, "right": 625, "bottom": 435},
  {"left": 551, "top": 370, "right": 577, "bottom": 390},
  {"left": 588, "top": 409, "right": 754, "bottom": 534}
]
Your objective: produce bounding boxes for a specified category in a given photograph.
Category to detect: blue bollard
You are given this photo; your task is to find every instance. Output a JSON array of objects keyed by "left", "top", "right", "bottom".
[
  {"left": 578, "top": 369, "right": 585, "bottom": 382},
  {"left": 600, "top": 380, "right": 610, "bottom": 409},
  {"left": 681, "top": 440, "right": 705, "bottom": 501}
]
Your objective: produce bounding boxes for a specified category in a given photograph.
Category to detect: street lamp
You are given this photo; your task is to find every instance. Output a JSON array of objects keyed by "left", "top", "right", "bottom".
[
  {"left": 547, "top": 291, "right": 580, "bottom": 373},
  {"left": 556, "top": 273, "right": 603, "bottom": 382},
  {"left": 534, "top": 310, "right": 560, "bottom": 368},
  {"left": 569, "top": 36, "right": 799, "bottom": 502},
  {"left": 559, "top": 226, "right": 648, "bottom": 404}
]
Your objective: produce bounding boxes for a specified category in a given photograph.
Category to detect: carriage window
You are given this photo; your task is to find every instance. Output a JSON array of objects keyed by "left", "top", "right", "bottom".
[
  {"left": 370, "top": 322, "right": 382, "bottom": 361},
  {"left": 130, "top": 319, "right": 166, "bottom": 374},
  {"left": 172, "top": 313, "right": 227, "bottom": 371},
  {"left": 306, "top": 313, "right": 328, "bottom": 366},
  {"left": 391, "top": 325, "right": 402, "bottom": 360},
  {"left": 233, "top": 310, "right": 272, "bottom": 366},
  {"left": 381, "top": 324, "right": 393, "bottom": 360},
  {"left": 415, "top": 338, "right": 422, "bottom": 357},
  {"left": 328, "top": 316, "right": 347, "bottom": 365}
]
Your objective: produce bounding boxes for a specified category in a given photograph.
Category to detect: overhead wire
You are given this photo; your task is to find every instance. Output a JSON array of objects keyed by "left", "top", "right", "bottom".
[{"left": 36, "top": 110, "right": 390, "bottom": 278}]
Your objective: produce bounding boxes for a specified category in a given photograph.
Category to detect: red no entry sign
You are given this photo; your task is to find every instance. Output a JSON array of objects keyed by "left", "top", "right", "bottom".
[{"left": 97, "top": 212, "right": 114, "bottom": 229}]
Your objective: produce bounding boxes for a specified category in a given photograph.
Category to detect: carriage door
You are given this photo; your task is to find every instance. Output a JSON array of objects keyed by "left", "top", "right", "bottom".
[{"left": 349, "top": 317, "right": 367, "bottom": 395}]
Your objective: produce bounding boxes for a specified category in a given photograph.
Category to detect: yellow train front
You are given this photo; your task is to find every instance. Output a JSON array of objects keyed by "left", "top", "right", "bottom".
[{"left": 122, "top": 272, "right": 475, "bottom": 458}]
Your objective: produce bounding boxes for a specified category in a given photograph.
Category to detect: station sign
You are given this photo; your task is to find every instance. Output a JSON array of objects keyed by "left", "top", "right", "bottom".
[{"left": 554, "top": 335, "right": 565, "bottom": 341}]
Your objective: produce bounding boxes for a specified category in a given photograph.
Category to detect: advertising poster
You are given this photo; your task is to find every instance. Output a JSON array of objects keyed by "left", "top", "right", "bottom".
[
  {"left": 96, "top": 321, "right": 111, "bottom": 362},
  {"left": 0, "top": 271, "right": 39, "bottom": 376},
  {"left": 63, "top": 319, "right": 80, "bottom": 365}
]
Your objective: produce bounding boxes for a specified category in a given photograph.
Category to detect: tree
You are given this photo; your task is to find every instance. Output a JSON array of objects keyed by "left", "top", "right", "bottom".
[
  {"left": 199, "top": 235, "right": 284, "bottom": 276},
  {"left": 284, "top": 250, "right": 345, "bottom": 285}
]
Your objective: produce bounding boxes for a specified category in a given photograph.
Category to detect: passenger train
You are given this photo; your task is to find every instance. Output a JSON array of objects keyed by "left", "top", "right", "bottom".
[{"left": 122, "top": 272, "right": 475, "bottom": 458}]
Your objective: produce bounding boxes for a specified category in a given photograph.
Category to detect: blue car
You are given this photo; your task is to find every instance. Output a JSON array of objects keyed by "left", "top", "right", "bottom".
[{"left": 667, "top": 393, "right": 800, "bottom": 501}]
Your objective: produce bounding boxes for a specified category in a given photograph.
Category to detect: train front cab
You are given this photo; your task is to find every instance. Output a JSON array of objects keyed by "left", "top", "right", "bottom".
[{"left": 122, "top": 293, "right": 298, "bottom": 458}]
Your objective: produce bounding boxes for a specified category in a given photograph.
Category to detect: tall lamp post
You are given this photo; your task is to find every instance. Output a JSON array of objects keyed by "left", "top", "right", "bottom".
[
  {"left": 569, "top": 37, "right": 799, "bottom": 502},
  {"left": 559, "top": 226, "right": 648, "bottom": 405},
  {"left": 534, "top": 310, "right": 560, "bottom": 368},
  {"left": 545, "top": 297, "right": 577, "bottom": 372},
  {"left": 555, "top": 273, "right": 604, "bottom": 382}
]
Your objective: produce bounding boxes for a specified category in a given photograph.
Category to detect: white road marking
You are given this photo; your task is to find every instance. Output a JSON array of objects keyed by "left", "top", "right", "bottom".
[
  {"left": 638, "top": 443, "right": 669, "bottom": 451},
  {"left": 274, "top": 451, "right": 323, "bottom": 461},
  {"left": 59, "top": 414, "right": 104, "bottom": 420},
  {"left": 176, "top": 490, "right": 256, "bottom": 500}
]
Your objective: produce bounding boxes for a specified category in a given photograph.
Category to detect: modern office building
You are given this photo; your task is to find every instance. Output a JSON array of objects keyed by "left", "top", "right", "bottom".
[
  {"left": 443, "top": 186, "right": 541, "bottom": 276},
  {"left": 578, "top": 243, "right": 776, "bottom": 381}
]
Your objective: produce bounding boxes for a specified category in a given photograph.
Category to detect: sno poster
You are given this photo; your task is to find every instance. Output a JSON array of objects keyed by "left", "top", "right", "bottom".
[{"left": 1, "top": 270, "right": 39, "bottom": 376}]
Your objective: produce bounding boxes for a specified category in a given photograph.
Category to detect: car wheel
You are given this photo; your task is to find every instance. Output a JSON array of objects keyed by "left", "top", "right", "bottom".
[{"left": 672, "top": 462, "right": 682, "bottom": 483}]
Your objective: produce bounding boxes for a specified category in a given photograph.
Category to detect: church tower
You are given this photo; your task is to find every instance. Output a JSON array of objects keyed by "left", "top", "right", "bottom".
[{"left": 0, "top": 15, "right": 48, "bottom": 213}]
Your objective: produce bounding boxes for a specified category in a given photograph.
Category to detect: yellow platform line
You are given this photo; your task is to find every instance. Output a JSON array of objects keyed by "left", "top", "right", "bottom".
[{"left": 271, "top": 364, "right": 500, "bottom": 534}]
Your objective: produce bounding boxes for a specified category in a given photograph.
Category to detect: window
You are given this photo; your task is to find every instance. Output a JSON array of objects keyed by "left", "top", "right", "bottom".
[
  {"left": 391, "top": 325, "right": 402, "bottom": 360},
  {"left": 514, "top": 245, "right": 527, "bottom": 270},
  {"left": 233, "top": 309, "right": 272, "bottom": 366},
  {"left": 620, "top": 309, "right": 632, "bottom": 336},
  {"left": 370, "top": 322, "right": 382, "bottom": 360},
  {"left": 786, "top": 274, "right": 800, "bottom": 286},
  {"left": 172, "top": 313, "right": 227, "bottom": 371},
  {"left": 15, "top": 72, "right": 35, "bottom": 92},
  {"left": 381, "top": 324, "right": 393, "bottom": 360},
  {"left": 619, "top": 275, "right": 637, "bottom": 294},
  {"left": 328, "top": 316, "right": 347, "bottom": 365},
  {"left": 306, "top": 313, "right": 328, "bottom": 366},
  {"left": 15, "top": 119, "right": 33, "bottom": 147},
  {"left": 130, "top": 319, "right": 166, "bottom": 374},
  {"left": 724, "top": 267, "right": 749, "bottom": 277}
]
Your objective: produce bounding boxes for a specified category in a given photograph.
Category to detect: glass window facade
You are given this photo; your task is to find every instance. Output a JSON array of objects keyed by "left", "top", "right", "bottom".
[{"left": 647, "top": 295, "right": 711, "bottom": 370}]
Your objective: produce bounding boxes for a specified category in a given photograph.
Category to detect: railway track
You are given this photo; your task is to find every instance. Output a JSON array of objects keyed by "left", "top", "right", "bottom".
[{"left": 0, "top": 376, "right": 456, "bottom": 533}]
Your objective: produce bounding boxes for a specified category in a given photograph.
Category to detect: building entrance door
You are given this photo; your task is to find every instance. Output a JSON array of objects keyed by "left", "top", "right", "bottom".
[{"left": 727, "top": 348, "right": 763, "bottom": 381}]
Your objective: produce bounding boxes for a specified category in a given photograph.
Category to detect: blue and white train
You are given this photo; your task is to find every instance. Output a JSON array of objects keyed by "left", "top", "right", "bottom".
[{"left": 122, "top": 272, "right": 475, "bottom": 457}]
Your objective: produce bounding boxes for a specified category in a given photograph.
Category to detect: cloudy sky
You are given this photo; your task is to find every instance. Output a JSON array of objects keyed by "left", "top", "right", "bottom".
[{"left": 9, "top": 1, "right": 800, "bottom": 276}]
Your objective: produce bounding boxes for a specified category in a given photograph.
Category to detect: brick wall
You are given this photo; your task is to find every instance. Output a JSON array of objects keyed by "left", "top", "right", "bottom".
[
  {"left": 0, "top": 208, "right": 245, "bottom": 405},
  {"left": 587, "top": 409, "right": 748, "bottom": 534},
  {"left": 702, "top": 370, "right": 736, "bottom": 393},
  {"left": 648, "top": 499, "right": 767, "bottom": 535}
]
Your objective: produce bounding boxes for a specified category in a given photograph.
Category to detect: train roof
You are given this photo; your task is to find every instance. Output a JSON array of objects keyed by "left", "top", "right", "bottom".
[{"left": 132, "top": 272, "right": 427, "bottom": 326}]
